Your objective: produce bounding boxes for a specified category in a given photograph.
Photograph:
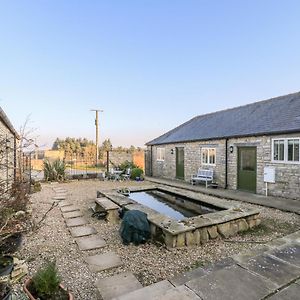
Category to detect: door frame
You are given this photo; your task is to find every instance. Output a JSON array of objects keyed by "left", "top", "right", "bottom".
[
  {"left": 175, "top": 147, "right": 185, "bottom": 180},
  {"left": 237, "top": 146, "right": 257, "bottom": 193}
]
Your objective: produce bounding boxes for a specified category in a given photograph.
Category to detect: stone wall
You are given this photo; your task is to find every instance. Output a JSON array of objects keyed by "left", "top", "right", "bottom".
[
  {"left": 147, "top": 132, "right": 300, "bottom": 200},
  {"left": 0, "top": 120, "right": 16, "bottom": 189}
]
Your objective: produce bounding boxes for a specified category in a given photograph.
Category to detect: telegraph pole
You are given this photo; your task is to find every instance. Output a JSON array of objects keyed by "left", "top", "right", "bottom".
[{"left": 90, "top": 109, "right": 103, "bottom": 167}]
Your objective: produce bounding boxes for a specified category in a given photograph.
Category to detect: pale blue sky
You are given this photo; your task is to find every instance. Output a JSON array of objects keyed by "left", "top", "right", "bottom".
[{"left": 1, "top": 1, "right": 300, "bottom": 148}]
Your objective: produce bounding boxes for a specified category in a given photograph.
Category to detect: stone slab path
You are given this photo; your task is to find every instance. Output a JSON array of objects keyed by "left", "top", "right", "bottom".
[
  {"left": 95, "top": 272, "right": 142, "bottom": 300},
  {"left": 63, "top": 210, "right": 83, "bottom": 219},
  {"left": 76, "top": 235, "right": 106, "bottom": 250},
  {"left": 115, "top": 231, "right": 300, "bottom": 300},
  {"left": 112, "top": 280, "right": 175, "bottom": 300},
  {"left": 85, "top": 252, "right": 123, "bottom": 272},
  {"left": 65, "top": 217, "right": 87, "bottom": 227},
  {"left": 61, "top": 205, "right": 80, "bottom": 212},
  {"left": 59, "top": 201, "right": 73, "bottom": 207},
  {"left": 69, "top": 225, "right": 97, "bottom": 237}
]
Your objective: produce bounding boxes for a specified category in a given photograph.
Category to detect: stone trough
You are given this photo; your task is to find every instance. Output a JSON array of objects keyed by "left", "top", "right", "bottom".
[{"left": 97, "top": 185, "right": 261, "bottom": 248}]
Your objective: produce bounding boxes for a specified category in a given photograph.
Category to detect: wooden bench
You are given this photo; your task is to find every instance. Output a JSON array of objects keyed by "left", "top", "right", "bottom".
[
  {"left": 191, "top": 169, "right": 213, "bottom": 188},
  {"left": 95, "top": 197, "right": 120, "bottom": 224}
]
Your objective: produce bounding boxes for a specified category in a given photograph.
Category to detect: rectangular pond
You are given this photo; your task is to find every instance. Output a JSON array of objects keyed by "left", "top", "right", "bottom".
[{"left": 129, "top": 189, "right": 223, "bottom": 220}]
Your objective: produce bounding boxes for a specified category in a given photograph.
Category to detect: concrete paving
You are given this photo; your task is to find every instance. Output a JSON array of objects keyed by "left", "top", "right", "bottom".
[
  {"left": 95, "top": 272, "right": 142, "bottom": 300},
  {"left": 146, "top": 177, "right": 300, "bottom": 214},
  {"left": 65, "top": 217, "right": 87, "bottom": 227},
  {"left": 61, "top": 205, "right": 80, "bottom": 213},
  {"left": 268, "top": 243, "right": 300, "bottom": 267},
  {"left": 112, "top": 280, "right": 174, "bottom": 300},
  {"left": 268, "top": 283, "right": 300, "bottom": 299},
  {"left": 152, "top": 285, "right": 201, "bottom": 300},
  {"left": 185, "top": 264, "right": 276, "bottom": 300},
  {"left": 63, "top": 210, "right": 83, "bottom": 219},
  {"left": 76, "top": 235, "right": 106, "bottom": 250},
  {"left": 237, "top": 254, "right": 300, "bottom": 287},
  {"left": 69, "top": 225, "right": 97, "bottom": 237},
  {"left": 85, "top": 252, "right": 123, "bottom": 272}
]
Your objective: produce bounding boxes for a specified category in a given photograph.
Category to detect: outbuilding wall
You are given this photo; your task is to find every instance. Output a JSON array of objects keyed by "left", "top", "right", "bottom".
[{"left": 147, "top": 132, "right": 300, "bottom": 200}]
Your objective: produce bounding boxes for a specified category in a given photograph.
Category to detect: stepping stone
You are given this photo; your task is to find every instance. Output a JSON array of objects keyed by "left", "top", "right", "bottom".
[
  {"left": 112, "top": 280, "right": 174, "bottom": 300},
  {"left": 95, "top": 272, "right": 142, "bottom": 300},
  {"left": 238, "top": 254, "right": 300, "bottom": 287},
  {"left": 61, "top": 205, "right": 80, "bottom": 213},
  {"left": 53, "top": 196, "right": 66, "bottom": 200},
  {"left": 65, "top": 217, "right": 87, "bottom": 227},
  {"left": 70, "top": 226, "right": 97, "bottom": 237},
  {"left": 76, "top": 235, "right": 106, "bottom": 250},
  {"left": 63, "top": 210, "right": 83, "bottom": 219},
  {"left": 85, "top": 252, "right": 122, "bottom": 272},
  {"left": 154, "top": 285, "right": 201, "bottom": 300},
  {"left": 185, "top": 265, "right": 276, "bottom": 300},
  {"left": 59, "top": 201, "right": 73, "bottom": 207}
]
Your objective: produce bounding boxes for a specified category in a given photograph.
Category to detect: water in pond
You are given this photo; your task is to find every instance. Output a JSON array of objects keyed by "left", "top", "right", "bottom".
[{"left": 129, "top": 190, "right": 220, "bottom": 220}]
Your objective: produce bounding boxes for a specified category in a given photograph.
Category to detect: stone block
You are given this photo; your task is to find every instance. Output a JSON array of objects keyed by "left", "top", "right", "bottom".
[
  {"left": 164, "top": 232, "right": 176, "bottom": 248},
  {"left": 237, "top": 219, "right": 249, "bottom": 232},
  {"left": 217, "top": 223, "right": 233, "bottom": 238},
  {"left": 65, "top": 217, "right": 87, "bottom": 227},
  {"left": 63, "top": 210, "right": 83, "bottom": 219},
  {"left": 185, "top": 231, "right": 196, "bottom": 246},
  {"left": 199, "top": 228, "right": 209, "bottom": 243},
  {"left": 176, "top": 233, "right": 186, "bottom": 247},
  {"left": 69, "top": 226, "right": 97, "bottom": 237},
  {"left": 76, "top": 235, "right": 106, "bottom": 250},
  {"left": 207, "top": 226, "right": 218, "bottom": 239}
]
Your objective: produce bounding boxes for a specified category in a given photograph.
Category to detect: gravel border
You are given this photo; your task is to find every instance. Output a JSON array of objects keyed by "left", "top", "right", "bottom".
[{"left": 17, "top": 180, "right": 300, "bottom": 299}]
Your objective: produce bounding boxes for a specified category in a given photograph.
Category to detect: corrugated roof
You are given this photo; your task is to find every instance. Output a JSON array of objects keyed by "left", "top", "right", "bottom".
[
  {"left": 147, "top": 91, "right": 300, "bottom": 145},
  {"left": 0, "top": 107, "right": 19, "bottom": 137}
]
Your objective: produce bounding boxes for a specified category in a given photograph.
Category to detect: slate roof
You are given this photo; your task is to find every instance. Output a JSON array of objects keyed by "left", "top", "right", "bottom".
[
  {"left": 0, "top": 107, "right": 19, "bottom": 137},
  {"left": 147, "top": 92, "right": 300, "bottom": 145}
]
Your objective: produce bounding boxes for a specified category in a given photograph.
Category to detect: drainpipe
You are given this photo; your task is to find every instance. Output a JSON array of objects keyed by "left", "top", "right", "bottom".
[
  {"left": 225, "top": 138, "right": 228, "bottom": 189},
  {"left": 150, "top": 146, "right": 153, "bottom": 177}
]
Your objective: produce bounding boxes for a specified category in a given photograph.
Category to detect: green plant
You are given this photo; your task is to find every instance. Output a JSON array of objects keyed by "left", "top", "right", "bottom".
[
  {"left": 130, "top": 167, "right": 143, "bottom": 179},
  {"left": 31, "top": 261, "right": 66, "bottom": 300},
  {"left": 119, "top": 160, "right": 137, "bottom": 172},
  {"left": 44, "top": 159, "right": 66, "bottom": 182}
]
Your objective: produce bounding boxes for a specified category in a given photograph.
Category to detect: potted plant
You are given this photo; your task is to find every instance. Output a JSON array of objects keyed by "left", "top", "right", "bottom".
[
  {"left": 0, "top": 282, "right": 12, "bottom": 300},
  {"left": 23, "top": 261, "right": 73, "bottom": 300},
  {"left": 0, "top": 255, "right": 14, "bottom": 277}
]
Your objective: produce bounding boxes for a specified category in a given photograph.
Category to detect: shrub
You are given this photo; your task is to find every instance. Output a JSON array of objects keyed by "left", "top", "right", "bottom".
[
  {"left": 31, "top": 261, "right": 65, "bottom": 300},
  {"left": 44, "top": 159, "right": 66, "bottom": 182},
  {"left": 130, "top": 168, "right": 143, "bottom": 179},
  {"left": 119, "top": 160, "right": 137, "bottom": 172}
]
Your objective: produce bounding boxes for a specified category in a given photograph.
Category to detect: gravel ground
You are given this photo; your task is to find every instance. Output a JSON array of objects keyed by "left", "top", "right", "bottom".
[{"left": 17, "top": 180, "right": 300, "bottom": 299}]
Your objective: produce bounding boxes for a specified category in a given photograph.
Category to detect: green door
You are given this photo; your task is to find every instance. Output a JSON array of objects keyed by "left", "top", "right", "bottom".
[
  {"left": 238, "top": 147, "right": 257, "bottom": 193},
  {"left": 176, "top": 147, "right": 184, "bottom": 179}
]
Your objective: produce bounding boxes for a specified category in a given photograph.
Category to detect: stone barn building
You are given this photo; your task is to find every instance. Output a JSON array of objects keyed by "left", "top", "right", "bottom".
[
  {"left": 146, "top": 92, "right": 300, "bottom": 200},
  {"left": 0, "top": 107, "right": 18, "bottom": 190}
]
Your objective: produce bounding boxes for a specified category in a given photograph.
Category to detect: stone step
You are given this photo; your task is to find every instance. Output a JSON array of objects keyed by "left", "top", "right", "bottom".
[
  {"left": 111, "top": 280, "right": 174, "bottom": 300},
  {"left": 61, "top": 205, "right": 80, "bottom": 213},
  {"left": 70, "top": 226, "right": 97, "bottom": 237},
  {"left": 95, "top": 272, "right": 142, "bottom": 300},
  {"left": 76, "top": 235, "right": 106, "bottom": 250},
  {"left": 65, "top": 217, "right": 87, "bottom": 227},
  {"left": 85, "top": 252, "right": 122, "bottom": 272},
  {"left": 53, "top": 195, "right": 66, "bottom": 200},
  {"left": 63, "top": 210, "right": 83, "bottom": 219}
]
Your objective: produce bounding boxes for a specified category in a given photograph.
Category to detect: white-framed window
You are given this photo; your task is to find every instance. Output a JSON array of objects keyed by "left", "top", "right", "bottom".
[
  {"left": 272, "top": 138, "right": 300, "bottom": 163},
  {"left": 157, "top": 147, "right": 165, "bottom": 161},
  {"left": 201, "top": 148, "right": 216, "bottom": 165}
]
